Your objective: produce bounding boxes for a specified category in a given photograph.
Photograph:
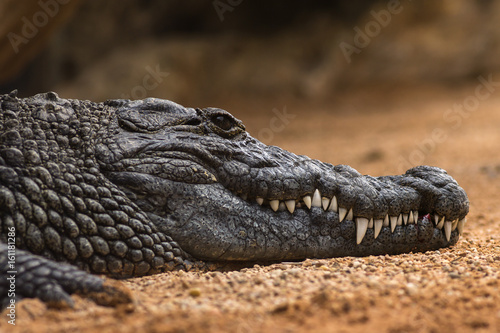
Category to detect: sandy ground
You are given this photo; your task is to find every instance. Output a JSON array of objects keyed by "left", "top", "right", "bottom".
[{"left": 2, "top": 81, "right": 500, "bottom": 332}]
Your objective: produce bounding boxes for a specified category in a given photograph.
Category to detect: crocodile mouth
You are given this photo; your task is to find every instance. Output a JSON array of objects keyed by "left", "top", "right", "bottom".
[
  {"left": 111, "top": 154, "right": 467, "bottom": 248},
  {"left": 233, "top": 187, "right": 466, "bottom": 245}
]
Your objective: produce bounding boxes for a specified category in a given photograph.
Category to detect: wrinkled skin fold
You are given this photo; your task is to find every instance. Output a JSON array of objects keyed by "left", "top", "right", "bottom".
[{"left": 0, "top": 91, "right": 469, "bottom": 306}]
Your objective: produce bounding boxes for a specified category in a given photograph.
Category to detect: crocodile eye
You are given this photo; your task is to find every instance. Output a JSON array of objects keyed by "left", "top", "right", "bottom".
[{"left": 211, "top": 115, "right": 234, "bottom": 131}]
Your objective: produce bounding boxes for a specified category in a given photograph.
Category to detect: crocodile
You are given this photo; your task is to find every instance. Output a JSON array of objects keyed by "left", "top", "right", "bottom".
[{"left": 0, "top": 91, "right": 469, "bottom": 307}]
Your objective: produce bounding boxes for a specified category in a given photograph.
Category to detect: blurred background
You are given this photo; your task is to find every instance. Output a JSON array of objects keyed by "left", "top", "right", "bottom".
[
  {"left": 1, "top": 0, "right": 499, "bottom": 177},
  {"left": 2, "top": 1, "right": 500, "bottom": 103}
]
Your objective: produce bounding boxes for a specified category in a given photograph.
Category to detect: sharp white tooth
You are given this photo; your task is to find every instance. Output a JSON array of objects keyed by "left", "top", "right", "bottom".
[
  {"left": 285, "top": 200, "right": 296, "bottom": 214},
  {"left": 437, "top": 216, "right": 445, "bottom": 229},
  {"left": 444, "top": 221, "right": 452, "bottom": 241},
  {"left": 414, "top": 211, "right": 419, "bottom": 222},
  {"left": 390, "top": 216, "right": 397, "bottom": 232},
  {"left": 368, "top": 218, "right": 374, "bottom": 228},
  {"left": 434, "top": 214, "right": 439, "bottom": 226},
  {"left": 383, "top": 214, "right": 389, "bottom": 227},
  {"left": 347, "top": 208, "right": 353, "bottom": 221},
  {"left": 451, "top": 219, "right": 458, "bottom": 231},
  {"left": 256, "top": 197, "right": 264, "bottom": 206},
  {"left": 397, "top": 214, "right": 403, "bottom": 226},
  {"left": 356, "top": 217, "right": 369, "bottom": 244},
  {"left": 270, "top": 200, "right": 279, "bottom": 212},
  {"left": 402, "top": 213, "right": 408, "bottom": 225},
  {"left": 312, "top": 189, "right": 322, "bottom": 207},
  {"left": 322, "top": 197, "right": 330, "bottom": 211},
  {"left": 303, "top": 195, "right": 312, "bottom": 209},
  {"left": 408, "top": 211, "right": 414, "bottom": 224},
  {"left": 457, "top": 218, "right": 466, "bottom": 235},
  {"left": 328, "top": 196, "right": 338, "bottom": 212},
  {"left": 339, "top": 207, "right": 347, "bottom": 222},
  {"left": 374, "top": 219, "right": 383, "bottom": 239}
]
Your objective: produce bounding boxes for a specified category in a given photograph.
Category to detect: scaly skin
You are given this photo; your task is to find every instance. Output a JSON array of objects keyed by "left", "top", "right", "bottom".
[{"left": 0, "top": 91, "right": 469, "bottom": 307}]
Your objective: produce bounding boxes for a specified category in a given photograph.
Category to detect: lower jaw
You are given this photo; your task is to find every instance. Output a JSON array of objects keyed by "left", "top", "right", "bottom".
[
  {"left": 215, "top": 211, "right": 460, "bottom": 261},
  {"left": 311, "top": 214, "right": 461, "bottom": 259}
]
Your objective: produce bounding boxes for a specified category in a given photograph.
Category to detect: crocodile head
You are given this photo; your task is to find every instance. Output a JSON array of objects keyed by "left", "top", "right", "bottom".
[{"left": 96, "top": 97, "right": 469, "bottom": 261}]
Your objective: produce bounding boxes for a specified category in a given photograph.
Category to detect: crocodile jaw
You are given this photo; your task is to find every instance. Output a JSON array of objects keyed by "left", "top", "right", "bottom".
[{"left": 109, "top": 172, "right": 464, "bottom": 261}]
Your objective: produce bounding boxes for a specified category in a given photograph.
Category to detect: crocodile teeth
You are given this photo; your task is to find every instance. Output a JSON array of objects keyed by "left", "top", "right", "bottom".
[
  {"left": 434, "top": 214, "right": 439, "bottom": 226},
  {"left": 303, "top": 195, "right": 312, "bottom": 209},
  {"left": 408, "top": 211, "right": 414, "bottom": 224},
  {"left": 339, "top": 207, "right": 348, "bottom": 222},
  {"left": 444, "top": 221, "right": 452, "bottom": 241},
  {"left": 356, "top": 217, "right": 369, "bottom": 244},
  {"left": 383, "top": 214, "right": 389, "bottom": 227},
  {"left": 390, "top": 216, "right": 397, "bottom": 232},
  {"left": 397, "top": 214, "right": 403, "bottom": 226},
  {"left": 279, "top": 202, "right": 286, "bottom": 211},
  {"left": 328, "top": 196, "right": 338, "bottom": 212},
  {"left": 346, "top": 208, "right": 353, "bottom": 221},
  {"left": 270, "top": 200, "right": 280, "bottom": 212},
  {"left": 285, "top": 200, "right": 296, "bottom": 214},
  {"left": 374, "top": 219, "right": 383, "bottom": 239},
  {"left": 256, "top": 197, "right": 264, "bottom": 206},
  {"left": 414, "top": 210, "right": 419, "bottom": 222},
  {"left": 322, "top": 197, "right": 330, "bottom": 211},
  {"left": 368, "top": 218, "right": 374, "bottom": 228},
  {"left": 240, "top": 193, "right": 248, "bottom": 201},
  {"left": 312, "top": 189, "right": 322, "bottom": 208},
  {"left": 402, "top": 213, "right": 408, "bottom": 225},
  {"left": 436, "top": 216, "right": 445, "bottom": 229},
  {"left": 451, "top": 219, "right": 458, "bottom": 231},
  {"left": 457, "top": 218, "right": 466, "bottom": 235}
]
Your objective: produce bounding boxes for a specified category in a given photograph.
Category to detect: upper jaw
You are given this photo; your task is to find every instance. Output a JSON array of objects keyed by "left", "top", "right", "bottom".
[{"left": 218, "top": 158, "right": 469, "bottom": 245}]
